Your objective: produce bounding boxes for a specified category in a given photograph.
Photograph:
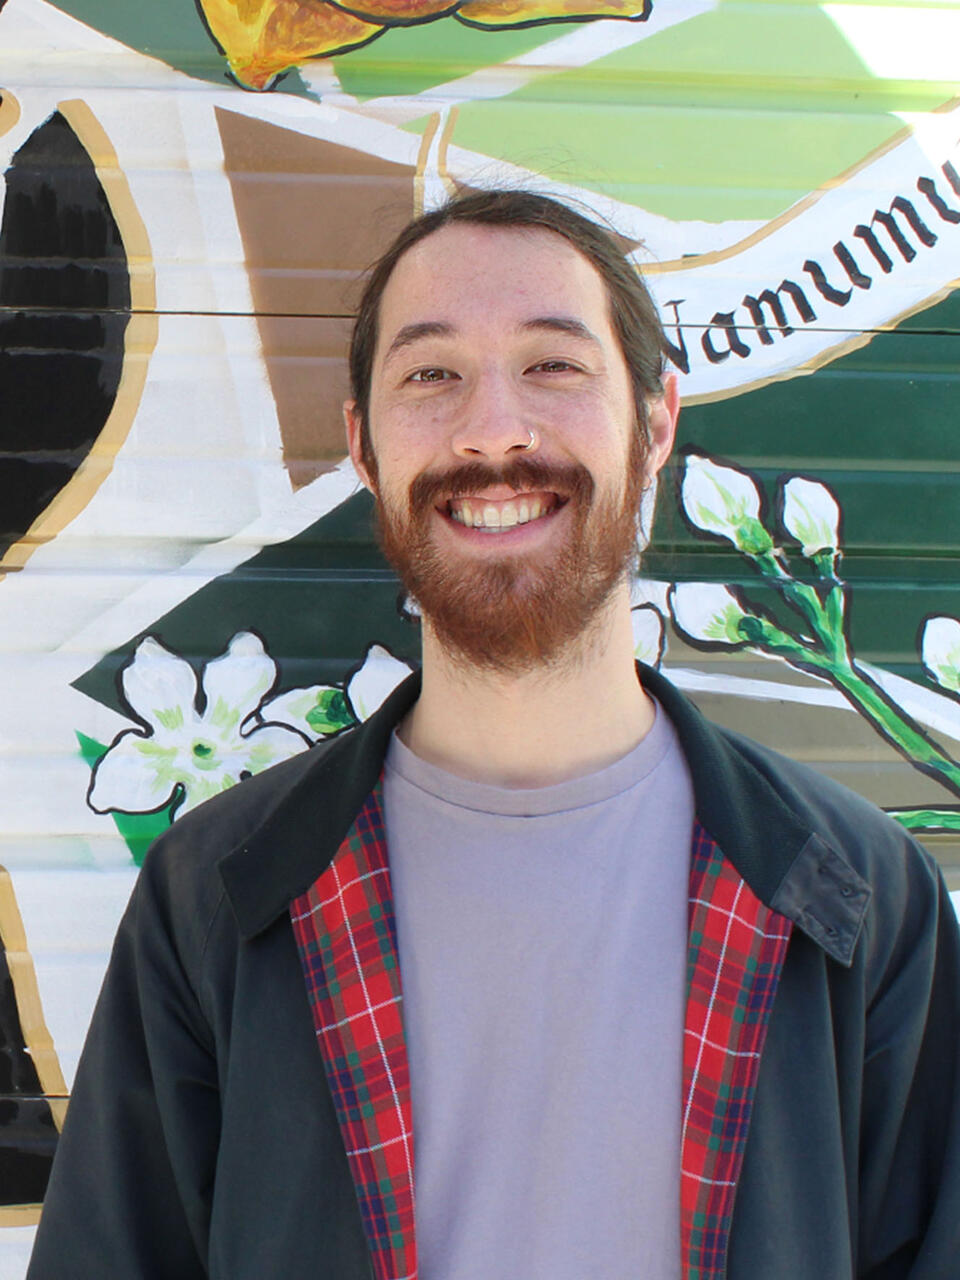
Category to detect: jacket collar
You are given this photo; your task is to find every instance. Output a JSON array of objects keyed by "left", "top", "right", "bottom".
[{"left": 219, "top": 663, "right": 869, "bottom": 964}]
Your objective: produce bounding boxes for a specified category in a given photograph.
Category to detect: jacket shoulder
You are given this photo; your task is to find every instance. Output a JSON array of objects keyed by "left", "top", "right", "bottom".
[
  {"left": 717, "top": 725, "right": 950, "bottom": 969},
  {"left": 133, "top": 736, "right": 342, "bottom": 933},
  {"left": 721, "top": 724, "right": 938, "bottom": 875}
]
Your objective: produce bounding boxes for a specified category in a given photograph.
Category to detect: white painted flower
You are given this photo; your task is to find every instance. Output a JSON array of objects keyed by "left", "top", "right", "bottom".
[
  {"left": 88, "top": 633, "right": 309, "bottom": 817},
  {"left": 921, "top": 616, "right": 960, "bottom": 695},
  {"left": 781, "top": 476, "right": 841, "bottom": 557},
  {"left": 345, "top": 644, "right": 414, "bottom": 719},
  {"left": 681, "top": 453, "right": 771, "bottom": 555},
  {"left": 669, "top": 582, "right": 751, "bottom": 647},
  {"left": 631, "top": 604, "right": 666, "bottom": 667},
  {"left": 262, "top": 643, "right": 414, "bottom": 740}
]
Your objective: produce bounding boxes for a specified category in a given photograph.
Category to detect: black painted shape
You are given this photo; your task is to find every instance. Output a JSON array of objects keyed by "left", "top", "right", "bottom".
[
  {"left": 0, "top": 111, "right": 130, "bottom": 559},
  {"left": 0, "top": 944, "right": 57, "bottom": 1203}
]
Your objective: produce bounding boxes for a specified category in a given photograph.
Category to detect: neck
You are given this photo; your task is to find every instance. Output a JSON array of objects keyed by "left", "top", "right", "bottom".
[{"left": 399, "top": 585, "right": 655, "bottom": 787}]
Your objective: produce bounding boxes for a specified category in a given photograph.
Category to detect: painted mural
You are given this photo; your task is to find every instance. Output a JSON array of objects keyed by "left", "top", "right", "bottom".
[{"left": 0, "top": 0, "right": 959, "bottom": 1267}]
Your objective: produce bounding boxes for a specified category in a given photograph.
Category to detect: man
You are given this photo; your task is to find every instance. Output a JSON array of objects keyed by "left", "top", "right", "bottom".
[{"left": 30, "top": 190, "right": 960, "bottom": 1279}]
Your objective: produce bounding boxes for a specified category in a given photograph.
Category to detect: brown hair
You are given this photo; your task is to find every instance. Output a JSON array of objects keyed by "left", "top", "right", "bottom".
[{"left": 348, "top": 189, "right": 666, "bottom": 462}]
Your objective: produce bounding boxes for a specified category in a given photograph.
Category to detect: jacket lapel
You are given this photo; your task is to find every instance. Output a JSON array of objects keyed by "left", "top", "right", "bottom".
[
  {"left": 681, "top": 821, "right": 793, "bottom": 1278},
  {"left": 290, "top": 792, "right": 791, "bottom": 1280},
  {"left": 289, "top": 781, "right": 417, "bottom": 1280}
]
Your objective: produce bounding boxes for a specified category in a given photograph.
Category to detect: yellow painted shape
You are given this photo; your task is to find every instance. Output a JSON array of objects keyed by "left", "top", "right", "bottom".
[
  {"left": 0, "top": 1206, "right": 43, "bottom": 1227},
  {"left": 0, "top": 91, "right": 21, "bottom": 137},
  {"left": 0, "top": 868, "right": 68, "bottom": 1133},
  {"left": 457, "top": 0, "right": 647, "bottom": 26},
  {"left": 199, "top": 0, "right": 383, "bottom": 90},
  {"left": 334, "top": 0, "right": 457, "bottom": 18}
]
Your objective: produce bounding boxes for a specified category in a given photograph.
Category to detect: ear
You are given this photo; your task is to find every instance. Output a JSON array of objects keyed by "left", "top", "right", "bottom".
[
  {"left": 344, "top": 399, "right": 375, "bottom": 492},
  {"left": 644, "top": 372, "right": 680, "bottom": 482}
]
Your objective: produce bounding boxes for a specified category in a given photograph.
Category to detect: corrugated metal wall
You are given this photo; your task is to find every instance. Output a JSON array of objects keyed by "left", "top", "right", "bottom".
[{"left": 1, "top": 0, "right": 959, "bottom": 1268}]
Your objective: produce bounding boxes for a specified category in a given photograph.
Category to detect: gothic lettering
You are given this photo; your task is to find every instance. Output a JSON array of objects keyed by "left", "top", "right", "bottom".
[
  {"left": 742, "top": 280, "right": 816, "bottom": 344},
  {"left": 803, "top": 258, "right": 851, "bottom": 306},
  {"left": 701, "top": 311, "right": 750, "bottom": 364},
  {"left": 854, "top": 196, "right": 937, "bottom": 272},
  {"left": 834, "top": 241, "right": 872, "bottom": 291},
  {"left": 661, "top": 299, "right": 690, "bottom": 375},
  {"left": 918, "top": 169, "right": 960, "bottom": 225}
]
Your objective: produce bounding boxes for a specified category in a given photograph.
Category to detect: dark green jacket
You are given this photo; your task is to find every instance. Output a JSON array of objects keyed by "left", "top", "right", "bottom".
[{"left": 29, "top": 668, "right": 960, "bottom": 1277}]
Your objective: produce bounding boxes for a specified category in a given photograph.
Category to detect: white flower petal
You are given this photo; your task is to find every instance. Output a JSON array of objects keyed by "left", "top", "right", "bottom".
[
  {"left": 781, "top": 476, "right": 840, "bottom": 557},
  {"left": 88, "top": 730, "right": 181, "bottom": 814},
  {"left": 346, "top": 644, "right": 413, "bottom": 722},
  {"left": 670, "top": 582, "right": 749, "bottom": 647},
  {"left": 203, "top": 632, "right": 277, "bottom": 730},
  {"left": 239, "top": 722, "right": 311, "bottom": 772},
  {"left": 632, "top": 605, "right": 665, "bottom": 667},
  {"left": 921, "top": 616, "right": 960, "bottom": 693},
  {"left": 174, "top": 773, "right": 237, "bottom": 815},
  {"left": 681, "top": 454, "right": 762, "bottom": 540},
  {"left": 121, "top": 637, "right": 199, "bottom": 734},
  {"left": 258, "top": 686, "right": 324, "bottom": 733},
  {"left": 630, "top": 577, "right": 671, "bottom": 614},
  {"left": 173, "top": 726, "right": 308, "bottom": 815}
]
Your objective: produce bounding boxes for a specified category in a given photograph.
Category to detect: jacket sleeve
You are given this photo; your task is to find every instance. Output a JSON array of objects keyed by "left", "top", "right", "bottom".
[
  {"left": 859, "top": 853, "right": 960, "bottom": 1278},
  {"left": 27, "top": 848, "right": 221, "bottom": 1279}
]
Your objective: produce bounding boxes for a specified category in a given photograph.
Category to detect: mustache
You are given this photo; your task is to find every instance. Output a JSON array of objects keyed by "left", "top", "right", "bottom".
[{"left": 408, "top": 457, "right": 595, "bottom": 514}]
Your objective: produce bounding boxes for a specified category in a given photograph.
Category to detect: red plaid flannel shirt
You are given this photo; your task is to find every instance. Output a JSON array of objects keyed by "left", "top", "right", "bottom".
[{"left": 291, "top": 782, "right": 792, "bottom": 1280}]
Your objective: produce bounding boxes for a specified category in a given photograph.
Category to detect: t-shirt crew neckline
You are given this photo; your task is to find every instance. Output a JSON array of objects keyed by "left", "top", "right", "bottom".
[{"left": 384, "top": 697, "right": 672, "bottom": 818}]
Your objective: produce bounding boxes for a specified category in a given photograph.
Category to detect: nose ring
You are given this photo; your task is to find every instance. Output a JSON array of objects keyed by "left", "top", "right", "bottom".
[{"left": 522, "top": 429, "right": 537, "bottom": 451}]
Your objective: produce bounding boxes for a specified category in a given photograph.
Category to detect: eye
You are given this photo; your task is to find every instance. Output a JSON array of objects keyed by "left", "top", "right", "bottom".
[
  {"left": 528, "top": 358, "right": 578, "bottom": 374},
  {"left": 408, "top": 367, "right": 457, "bottom": 383}
]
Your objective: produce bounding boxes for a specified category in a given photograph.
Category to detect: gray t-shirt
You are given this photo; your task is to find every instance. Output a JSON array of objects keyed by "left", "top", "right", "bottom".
[{"left": 383, "top": 700, "right": 694, "bottom": 1279}]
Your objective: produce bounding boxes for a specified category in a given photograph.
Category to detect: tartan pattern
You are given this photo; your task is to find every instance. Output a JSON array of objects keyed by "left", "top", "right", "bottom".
[
  {"left": 681, "top": 820, "right": 793, "bottom": 1279},
  {"left": 289, "top": 782, "right": 416, "bottom": 1280},
  {"left": 291, "top": 793, "right": 792, "bottom": 1280}
]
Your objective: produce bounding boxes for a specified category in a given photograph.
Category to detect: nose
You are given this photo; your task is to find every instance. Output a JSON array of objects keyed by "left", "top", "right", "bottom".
[{"left": 449, "top": 373, "right": 539, "bottom": 460}]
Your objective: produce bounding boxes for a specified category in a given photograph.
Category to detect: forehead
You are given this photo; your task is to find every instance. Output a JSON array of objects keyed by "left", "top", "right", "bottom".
[{"left": 374, "top": 222, "right": 615, "bottom": 354}]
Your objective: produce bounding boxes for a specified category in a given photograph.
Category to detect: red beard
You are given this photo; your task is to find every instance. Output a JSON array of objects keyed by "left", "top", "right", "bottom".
[{"left": 371, "top": 434, "right": 646, "bottom": 673}]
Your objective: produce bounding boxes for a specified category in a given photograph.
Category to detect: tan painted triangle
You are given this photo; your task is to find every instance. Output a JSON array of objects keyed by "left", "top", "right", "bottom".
[
  {"left": 0, "top": 90, "right": 20, "bottom": 137},
  {"left": 216, "top": 107, "right": 422, "bottom": 485}
]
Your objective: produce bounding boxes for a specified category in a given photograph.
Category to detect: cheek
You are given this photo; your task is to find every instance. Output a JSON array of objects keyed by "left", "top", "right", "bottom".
[
  {"left": 552, "top": 395, "right": 634, "bottom": 467},
  {"left": 368, "top": 398, "right": 450, "bottom": 470}
]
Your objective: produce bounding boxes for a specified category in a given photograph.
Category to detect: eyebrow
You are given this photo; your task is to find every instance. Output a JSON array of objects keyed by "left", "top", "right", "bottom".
[
  {"left": 519, "top": 315, "right": 603, "bottom": 346},
  {"left": 383, "top": 320, "right": 455, "bottom": 362},
  {"left": 383, "top": 314, "right": 602, "bottom": 363}
]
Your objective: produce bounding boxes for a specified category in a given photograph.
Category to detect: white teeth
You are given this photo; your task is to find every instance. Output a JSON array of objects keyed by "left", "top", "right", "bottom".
[{"left": 449, "top": 495, "right": 553, "bottom": 531}]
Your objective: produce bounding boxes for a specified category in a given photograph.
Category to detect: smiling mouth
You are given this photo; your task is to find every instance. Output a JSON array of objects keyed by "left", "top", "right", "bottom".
[{"left": 445, "top": 492, "right": 562, "bottom": 532}]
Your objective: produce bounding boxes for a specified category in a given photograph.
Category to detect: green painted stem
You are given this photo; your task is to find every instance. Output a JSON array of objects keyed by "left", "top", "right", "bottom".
[
  {"left": 747, "top": 617, "right": 960, "bottom": 797},
  {"left": 890, "top": 808, "right": 960, "bottom": 832},
  {"left": 755, "top": 550, "right": 841, "bottom": 656},
  {"left": 827, "top": 663, "right": 960, "bottom": 795}
]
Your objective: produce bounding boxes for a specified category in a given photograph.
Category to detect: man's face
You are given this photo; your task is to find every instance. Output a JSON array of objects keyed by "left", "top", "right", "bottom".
[{"left": 345, "top": 222, "right": 676, "bottom": 672}]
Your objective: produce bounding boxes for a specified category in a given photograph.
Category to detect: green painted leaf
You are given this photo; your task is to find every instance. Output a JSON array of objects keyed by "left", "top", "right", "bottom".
[
  {"left": 306, "top": 687, "right": 356, "bottom": 735},
  {"left": 76, "top": 732, "right": 176, "bottom": 867}
]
